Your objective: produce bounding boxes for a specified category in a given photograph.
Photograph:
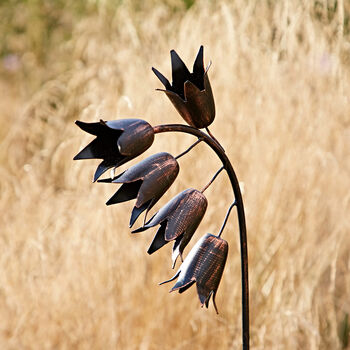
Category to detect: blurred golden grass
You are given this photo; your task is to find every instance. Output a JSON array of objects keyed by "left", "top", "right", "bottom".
[{"left": 0, "top": 0, "right": 350, "bottom": 349}]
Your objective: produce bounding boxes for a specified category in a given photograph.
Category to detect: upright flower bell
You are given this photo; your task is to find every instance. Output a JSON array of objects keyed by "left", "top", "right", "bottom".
[
  {"left": 152, "top": 46, "right": 215, "bottom": 129},
  {"left": 160, "top": 233, "right": 228, "bottom": 314},
  {"left": 74, "top": 119, "right": 154, "bottom": 182},
  {"left": 132, "top": 188, "right": 207, "bottom": 267},
  {"left": 98, "top": 152, "right": 179, "bottom": 227}
]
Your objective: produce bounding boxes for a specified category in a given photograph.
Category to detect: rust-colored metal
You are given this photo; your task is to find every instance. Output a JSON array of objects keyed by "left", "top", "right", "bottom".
[
  {"left": 153, "top": 124, "right": 249, "bottom": 350},
  {"left": 152, "top": 46, "right": 215, "bottom": 129},
  {"left": 132, "top": 188, "right": 208, "bottom": 267},
  {"left": 74, "top": 47, "right": 250, "bottom": 350},
  {"left": 98, "top": 152, "right": 179, "bottom": 227},
  {"left": 160, "top": 233, "right": 228, "bottom": 314},
  {"left": 73, "top": 118, "right": 154, "bottom": 182}
]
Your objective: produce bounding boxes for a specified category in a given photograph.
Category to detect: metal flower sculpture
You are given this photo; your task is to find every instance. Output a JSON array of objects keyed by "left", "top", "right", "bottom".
[
  {"left": 152, "top": 45, "right": 215, "bottom": 129},
  {"left": 132, "top": 188, "right": 207, "bottom": 267},
  {"left": 160, "top": 233, "right": 228, "bottom": 314},
  {"left": 74, "top": 46, "right": 250, "bottom": 350},
  {"left": 74, "top": 119, "right": 154, "bottom": 181},
  {"left": 99, "top": 152, "right": 179, "bottom": 227}
]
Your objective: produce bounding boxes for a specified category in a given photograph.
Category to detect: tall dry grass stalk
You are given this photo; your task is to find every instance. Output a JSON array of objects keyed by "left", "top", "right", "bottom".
[{"left": 0, "top": 0, "right": 349, "bottom": 349}]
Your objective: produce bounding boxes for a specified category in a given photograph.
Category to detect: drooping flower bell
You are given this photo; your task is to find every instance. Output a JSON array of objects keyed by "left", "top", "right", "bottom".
[
  {"left": 160, "top": 233, "right": 228, "bottom": 314},
  {"left": 73, "top": 119, "right": 154, "bottom": 182},
  {"left": 98, "top": 152, "right": 179, "bottom": 227},
  {"left": 152, "top": 45, "right": 215, "bottom": 129},
  {"left": 132, "top": 188, "right": 207, "bottom": 267}
]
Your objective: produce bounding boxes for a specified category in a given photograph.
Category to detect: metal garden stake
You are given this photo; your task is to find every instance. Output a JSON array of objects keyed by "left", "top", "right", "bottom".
[{"left": 74, "top": 46, "right": 250, "bottom": 350}]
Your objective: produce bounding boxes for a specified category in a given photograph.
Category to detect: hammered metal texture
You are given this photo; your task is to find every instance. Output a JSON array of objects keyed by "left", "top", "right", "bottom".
[
  {"left": 161, "top": 233, "right": 228, "bottom": 313},
  {"left": 132, "top": 188, "right": 208, "bottom": 266},
  {"left": 99, "top": 152, "right": 179, "bottom": 227}
]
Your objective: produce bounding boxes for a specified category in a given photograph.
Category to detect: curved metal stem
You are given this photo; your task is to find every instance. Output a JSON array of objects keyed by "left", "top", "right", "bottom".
[{"left": 153, "top": 124, "right": 249, "bottom": 350}]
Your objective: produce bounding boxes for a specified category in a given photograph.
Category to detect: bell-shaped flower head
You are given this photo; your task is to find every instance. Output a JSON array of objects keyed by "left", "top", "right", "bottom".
[
  {"left": 132, "top": 188, "right": 207, "bottom": 267},
  {"left": 152, "top": 46, "right": 215, "bottom": 129},
  {"left": 160, "top": 233, "right": 228, "bottom": 314},
  {"left": 74, "top": 119, "right": 154, "bottom": 182},
  {"left": 99, "top": 152, "right": 179, "bottom": 227}
]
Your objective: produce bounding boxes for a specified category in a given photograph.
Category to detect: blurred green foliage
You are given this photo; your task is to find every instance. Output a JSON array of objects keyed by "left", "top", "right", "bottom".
[
  {"left": 0, "top": 0, "right": 98, "bottom": 61},
  {"left": 0, "top": 0, "right": 197, "bottom": 63},
  {"left": 0, "top": 0, "right": 348, "bottom": 81}
]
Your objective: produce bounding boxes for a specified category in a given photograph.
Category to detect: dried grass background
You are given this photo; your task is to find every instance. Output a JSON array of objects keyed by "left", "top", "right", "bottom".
[{"left": 0, "top": 0, "right": 350, "bottom": 349}]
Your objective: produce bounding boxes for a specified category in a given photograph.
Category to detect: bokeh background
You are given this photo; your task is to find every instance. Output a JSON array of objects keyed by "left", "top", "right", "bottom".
[{"left": 1, "top": 0, "right": 350, "bottom": 349}]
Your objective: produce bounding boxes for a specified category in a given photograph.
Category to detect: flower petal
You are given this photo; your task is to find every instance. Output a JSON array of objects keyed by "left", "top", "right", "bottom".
[
  {"left": 183, "top": 77, "right": 215, "bottom": 128},
  {"left": 147, "top": 222, "right": 169, "bottom": 254},
  {"left": 75, "top": 120, "right": 106, "bottom": 136},
  {"left": 129, "top": 200, "right": 152, "bottom": 228},
  {"left": 191, "top": 45, "right": 205, "bottom": 90},
  {"left": 117, "top": 119, "right": 154, "bottom": 157},
  {"left": 73, "top": 138, "right": 103, "bottom": 160},
  {"left": 112, "top": 153, "right": 170, "bottom": 185},
  {"left": 171, "top": 49, "right": 191, "bottom": 98},
  {"left": 152, "top": 67, "right": 171, "bottom": 90},
  {"left": 193, "top": 45, "right": 204, "bottom": 76},
  {"left": 144, "top": 189, "right": 187, "bottom": 230},
  {"left": 105, "top": 180, "right": 143, "bottom": 206},
  {"left": 159, "top": 270, "right": 181, "bottom": 286},
  {"left": 73, "top": 131, "right": 123, "bottom": 161},
  {"left": 194, "top": 235, "right": 228, "bottom": 313},
  {"left": 93, "top": 160, "right": 115, "bottom": 183},
  {"left": 135, "top": 153, "right": 179, "bottom": 208}
]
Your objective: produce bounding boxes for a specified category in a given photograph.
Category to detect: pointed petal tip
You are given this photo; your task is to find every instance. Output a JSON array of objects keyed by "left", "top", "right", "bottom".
[
  {"left": 159, "top": 271, "right": 180, "bottom": 286},
  {"left": 93, "top": 162, "right": 112, "bottom": 182},
  {"left": 131, "top": 226, "right": 149, "bottom": 233},
  {"left": 152, "top": 67, "right": 171, "bottom": 89},
  {"left": 146, "top": 247, "right": 154, "bottom": 255},
  {"left": 170, "top": 49, "right": 184, "bottom": 64},
  {"left": 97, "top": 178, "right": 113, "bottom": 183},
  {"left": 197, "top": 45, "right": 204, "bottom": 56},
  {"left": 129, "top": 201, "right": 150, "bottom": 228},
  {"left": 193, "top": 46, "right": 205, "bottom": 74}
]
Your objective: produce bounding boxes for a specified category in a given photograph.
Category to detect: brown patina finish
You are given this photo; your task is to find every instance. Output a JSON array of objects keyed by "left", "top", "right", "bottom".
[
  {"left": 132, "top": 188, "right": 208, "bottom": 267},
  {"left": 160, "top": 233, "right": 228, "bottom": 314},
  {"left": 74, "top": 45, "right": 249, "bottom": 350},
  {"left": 152, "top": 46, "right": 215, "bottom": 129},
  {"left": 98, "top": 152, "right": 179, "bottom": 227},
  {"left": 74, "top": 118, "right": 154, "bottom": 181}
]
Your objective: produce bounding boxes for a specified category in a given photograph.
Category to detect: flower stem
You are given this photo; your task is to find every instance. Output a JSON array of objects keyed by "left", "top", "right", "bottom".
[
  {"left": 175, "top": 138, "right": 203, "bottom": 160},
  {"left": 217, "top": 202, "right": 236, "bottom": 238},
  {"left": 153, "top": 124, "right": 249, "bottom": 350},
  {"left": 206, "top": 127, "right": 225, "bottom": 153},
  {"left": 201, "top": 166, "right": 224, "bottom": 193}
]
